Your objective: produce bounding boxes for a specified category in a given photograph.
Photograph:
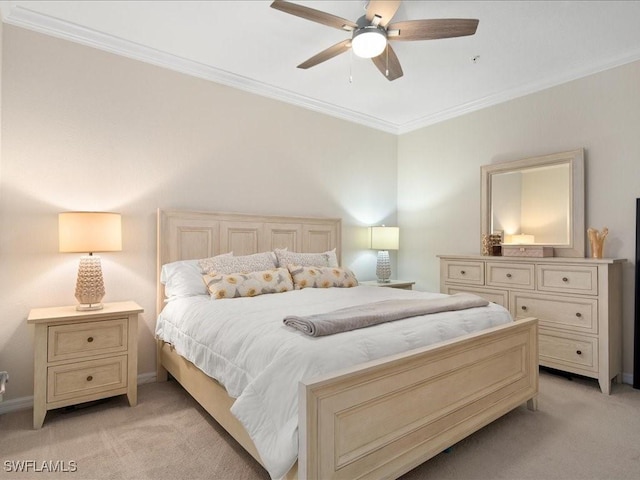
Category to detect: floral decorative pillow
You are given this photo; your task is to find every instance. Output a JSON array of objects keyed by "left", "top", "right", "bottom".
[
  {"left": 287, "top": 265, "right": 358, "bottom": 290},
  {"left": 203, "top": 268, "right": 294, "bottom": 299},
  {"left": 199, "top": 251, "right": 276, "bottom": 275},
  {"left": 274, "top": 248, "right": 339, "bottom": 268}
]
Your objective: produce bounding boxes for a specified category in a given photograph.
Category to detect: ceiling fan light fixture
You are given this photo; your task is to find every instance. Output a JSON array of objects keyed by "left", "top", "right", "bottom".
[{"left": 351, "top": 26, "right": 387, "bottom": 58}]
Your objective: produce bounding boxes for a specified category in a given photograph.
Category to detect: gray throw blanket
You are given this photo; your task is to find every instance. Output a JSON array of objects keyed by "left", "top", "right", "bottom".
[{"left": 283, "top": 293, "right": 490, "bottom": 337}]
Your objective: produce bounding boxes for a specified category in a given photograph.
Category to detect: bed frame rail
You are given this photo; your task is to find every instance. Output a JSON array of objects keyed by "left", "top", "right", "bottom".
[{"left": 299, "top": 317, "right": 538, "bottom": 479}]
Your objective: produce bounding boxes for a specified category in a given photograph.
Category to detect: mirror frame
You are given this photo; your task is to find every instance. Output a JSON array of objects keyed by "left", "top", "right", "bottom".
[{"left": 481, "top": 149, "right": 585, "bottom": 258}]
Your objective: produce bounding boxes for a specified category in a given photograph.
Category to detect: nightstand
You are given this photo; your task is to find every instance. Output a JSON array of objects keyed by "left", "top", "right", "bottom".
[
  {"left": 360, "top": 280, "right": 415, "bottom": 290},
  {"left": 27, "top": 301, "right": 143, "bottom": 429}
]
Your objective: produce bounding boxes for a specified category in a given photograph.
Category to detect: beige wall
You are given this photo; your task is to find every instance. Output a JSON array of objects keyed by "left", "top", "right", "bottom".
[
  {"left": 0, "top": 25, "right": 398, "bottom": 402},
  {"left": 398, "top": 60, "right": 640, "bottom": 379},
  {"left": 2, "top": 21, "right": 638, "bottom": 404}
]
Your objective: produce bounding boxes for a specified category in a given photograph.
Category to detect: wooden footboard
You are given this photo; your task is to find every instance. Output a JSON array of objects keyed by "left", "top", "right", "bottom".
[{"left": 299, "top": 317, "right": 538, "bottom": 479}]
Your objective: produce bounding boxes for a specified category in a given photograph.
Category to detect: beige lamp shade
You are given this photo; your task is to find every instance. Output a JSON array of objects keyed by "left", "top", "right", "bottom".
[
  {"left": 59, "top": 212, "right": 122, "bottom": 253},
  {"left": 370, "top": 226, "right": 400, "bottom": 251}
]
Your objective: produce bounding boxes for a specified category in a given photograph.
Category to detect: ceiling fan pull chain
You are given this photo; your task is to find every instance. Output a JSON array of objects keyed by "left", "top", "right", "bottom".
[
  {"left": 349, "top": 49, "right": 354, "bottom": 83},
  {"left": 385, "top": 45, "right": 389, "bottom": 77}
]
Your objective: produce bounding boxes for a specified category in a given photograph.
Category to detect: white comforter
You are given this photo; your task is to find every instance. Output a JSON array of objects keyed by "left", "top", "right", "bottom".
[{"left": 155, "top": 286, "right": 512, "bottom": 479}]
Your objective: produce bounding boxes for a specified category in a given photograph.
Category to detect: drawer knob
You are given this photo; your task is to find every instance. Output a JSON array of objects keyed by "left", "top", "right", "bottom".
[
  {"left": 460, "top": 270, "right": 466, "bottom": 275},
  {"left": 86, "top": 375, "right": 93, "bottom": 382},
  {"left": 521, "top": 306, "right": 528, "bottom": 311},
  {"left": 87, "top": 337, "right": 94, "bottom": 343},
  {"left": 576, "top": 312, "right": 582, "bottom": 318},
  {"left": 562, "top": 277, "right": 569, "bottom": 282},
  {"left": 506, "top": 273, "right": 512, "bottom": 278},
  {"left": 576, "top": 350, "right": 582, "bottom": 355}
]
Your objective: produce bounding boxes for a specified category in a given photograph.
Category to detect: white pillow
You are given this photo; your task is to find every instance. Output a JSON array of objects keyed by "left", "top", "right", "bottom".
[
  {"left": 162, "top": 252, "right": 233, "bottom": 298},
  {"left": 161, "top": 259, "right": 207, "bottom": 298},
  {"left": 274, "top": 248, "right": 339, "bottom": 268}
]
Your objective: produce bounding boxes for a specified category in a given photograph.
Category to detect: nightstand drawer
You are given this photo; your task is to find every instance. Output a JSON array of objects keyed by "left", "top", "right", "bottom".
[
  {"left": 486, "top": 262, "right": 534, "bottom": 289},
  {"left": 511, "top": 292, "right": 598, "bottom": 334},
  {"left": 48, "top": 319, "right": 128, "bottom": 362},
  {"left": 442, "top": 260, "right": 484, "bottom": 285},
  {"left": 537, "top": 265, "right": 598, "bottom": 295},
  {"left": 539, "top": 330, "right": 597, "bottom": 372},
  {"left": 47, "top": 355, "right": 127, "bottom": 403}
]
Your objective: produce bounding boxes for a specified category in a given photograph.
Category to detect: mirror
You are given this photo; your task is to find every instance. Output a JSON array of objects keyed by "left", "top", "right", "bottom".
[{"left": 481, "top": 149, "right": 585, "bottom": 257}]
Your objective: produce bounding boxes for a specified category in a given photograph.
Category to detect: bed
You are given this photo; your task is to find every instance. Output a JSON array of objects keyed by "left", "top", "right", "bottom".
[{"left": 155, "top": 209, "right": 538, "bottom": 480}]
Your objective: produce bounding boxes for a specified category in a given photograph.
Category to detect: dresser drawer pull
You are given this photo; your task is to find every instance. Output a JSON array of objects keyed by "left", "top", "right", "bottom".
[
  {"left": 576, "top": 312, "right": 582, "bottom": 318},
  {"left": 87, "top": 337, "right": 94, "bottom": 343},
  {"left": 576, "top": 350, "right": 582, "bottom": 355},
  {"left": 562, "top": 277, "right": 569, "bottom": 282},
  {"left": 86, "top": 375, "right": 93, "bottom": 382},
  {"left": 506, "top": 273, "right": 512, "bottom": 278},
  {"left": 521, "top": 305, "right": 528, "bottom": 311},
  {"left": 460, "top": 270, "right": 466, "bottom": 275}
]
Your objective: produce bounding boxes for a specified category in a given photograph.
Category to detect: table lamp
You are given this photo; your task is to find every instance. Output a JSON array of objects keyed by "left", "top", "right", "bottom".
[
  {"left": 370, "top": 226, "right": 399, "bottom": 283},
  {"left": 59, "top": 212, "right": 122, "bottom": 310}
]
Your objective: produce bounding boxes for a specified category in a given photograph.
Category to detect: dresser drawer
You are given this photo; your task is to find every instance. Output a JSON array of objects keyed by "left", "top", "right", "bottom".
[
  {"left": 510, "top": 292, "right": 598, "bottom": 334},
  {"left": 539, "top": 330, "right": 598, "bottom": 373},
  {"left": 442, "top": 260, "right": 484, "bottom": 285},
  {"left": 486, "top": 262, "right": 535, "bottom": 290},
  {"left": 48, "top": 319, "right": 128, "bottom": 363},
  {"left": 537, "top": 265, "right": 598, "bottom": 295},
  {"left": 443, "top": 285, "right": 509, "bottom": 308},
  {"left": 47, "top": 355, "right": 127, "bottom": 404}
]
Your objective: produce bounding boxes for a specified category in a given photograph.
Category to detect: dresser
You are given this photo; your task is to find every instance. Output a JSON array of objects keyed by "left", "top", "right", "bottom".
[
  {"left": 438, "top": 255, "right": 624, "bottom": 394},
  {"left": 27, "top": 301, "right": 143, "bottom": 428}
]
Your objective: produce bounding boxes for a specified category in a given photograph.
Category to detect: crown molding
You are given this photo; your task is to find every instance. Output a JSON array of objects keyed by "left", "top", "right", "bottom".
[
  {"left": 397, "top": 47, "right": 640, "bottom": 134},
  {"left": 3, "top": 5, "right": 400, "bottom": 134},
  {"left": 4, "top": 4, "right": 640, "bottom": 136}
]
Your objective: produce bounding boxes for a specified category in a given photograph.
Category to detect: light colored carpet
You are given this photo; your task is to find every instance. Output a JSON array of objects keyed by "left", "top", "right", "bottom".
[{"left": 1, "top": 370, "right": 639, "bottom": 480}]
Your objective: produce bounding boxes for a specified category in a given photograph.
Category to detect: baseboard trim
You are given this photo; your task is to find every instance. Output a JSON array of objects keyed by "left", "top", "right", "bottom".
[{"left": 0, "top": 372, "right": 158, "bottom": 415}]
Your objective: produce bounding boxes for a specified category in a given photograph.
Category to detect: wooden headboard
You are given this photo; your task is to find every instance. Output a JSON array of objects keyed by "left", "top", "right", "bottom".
[{"left": 156, "top": 209, "right": 342, "bottom": 314}]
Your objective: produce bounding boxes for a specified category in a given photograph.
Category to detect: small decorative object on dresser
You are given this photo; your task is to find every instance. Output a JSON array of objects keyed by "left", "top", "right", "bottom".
[
  {"left": 502, "top": 245, "right": 554, "bottom": 258},
  {"left": 27, "top": 301, "right": 143, "bottom": 429},
  {"left": 359, "top": 280, "right": 415, "bottom": 290},
  {"left": 587, "top": 227, "right": 608, "bottom": 259},
  {"left": 438, "top": 254, "right": 625, "bottom": 394},
  {"left": 481, "top": 233, "right": 502, "bottom": 256}
]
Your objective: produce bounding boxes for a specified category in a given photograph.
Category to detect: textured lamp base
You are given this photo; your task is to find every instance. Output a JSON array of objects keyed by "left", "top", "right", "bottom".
[
  {"left": 376, "top": 250, "right": 391, "bottom": 283},
  {"left": 75, "top": 255, "right": 105, "bottom": 311}
]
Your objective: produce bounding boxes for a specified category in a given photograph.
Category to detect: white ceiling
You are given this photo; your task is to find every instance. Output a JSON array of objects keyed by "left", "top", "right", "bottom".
[{"left": 2, "top": 1, "right": 640, "bottom": 134}]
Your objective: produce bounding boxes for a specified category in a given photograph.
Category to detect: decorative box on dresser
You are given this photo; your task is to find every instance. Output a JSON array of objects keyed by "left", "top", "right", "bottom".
[
  {"left": 438, "top": 255, "right": 625, "bottom": 394},
  {"left": 27, "top": 301, "right": 143, "bottom": 428}
]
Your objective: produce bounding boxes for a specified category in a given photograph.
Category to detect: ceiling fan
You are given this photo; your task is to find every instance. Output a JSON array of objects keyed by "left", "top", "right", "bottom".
[{"left": 271, "top": 0, "right": 479, "bottom": 81}]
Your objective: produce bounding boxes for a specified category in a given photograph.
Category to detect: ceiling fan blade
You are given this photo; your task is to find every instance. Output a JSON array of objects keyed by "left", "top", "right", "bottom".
[
  {"left": 297, "top": 39, "right": 352, "bottom": 69},
  {"left": 388, "top": 19, "right": 479, "bottom": 41},
  {"left": 371, "top": 44, "right": 403, "bottom": 81},
  {"left": 271, "top": 0, "right": 357, "bottom": 31},
  {"left": 366, "top": 0, "right": 401, "bottom": 27}
]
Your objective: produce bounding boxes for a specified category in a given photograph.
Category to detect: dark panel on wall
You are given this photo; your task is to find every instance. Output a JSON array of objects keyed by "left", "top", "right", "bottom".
[{"left": 634, "top": 199, "right": 640, "bottom": 389}]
